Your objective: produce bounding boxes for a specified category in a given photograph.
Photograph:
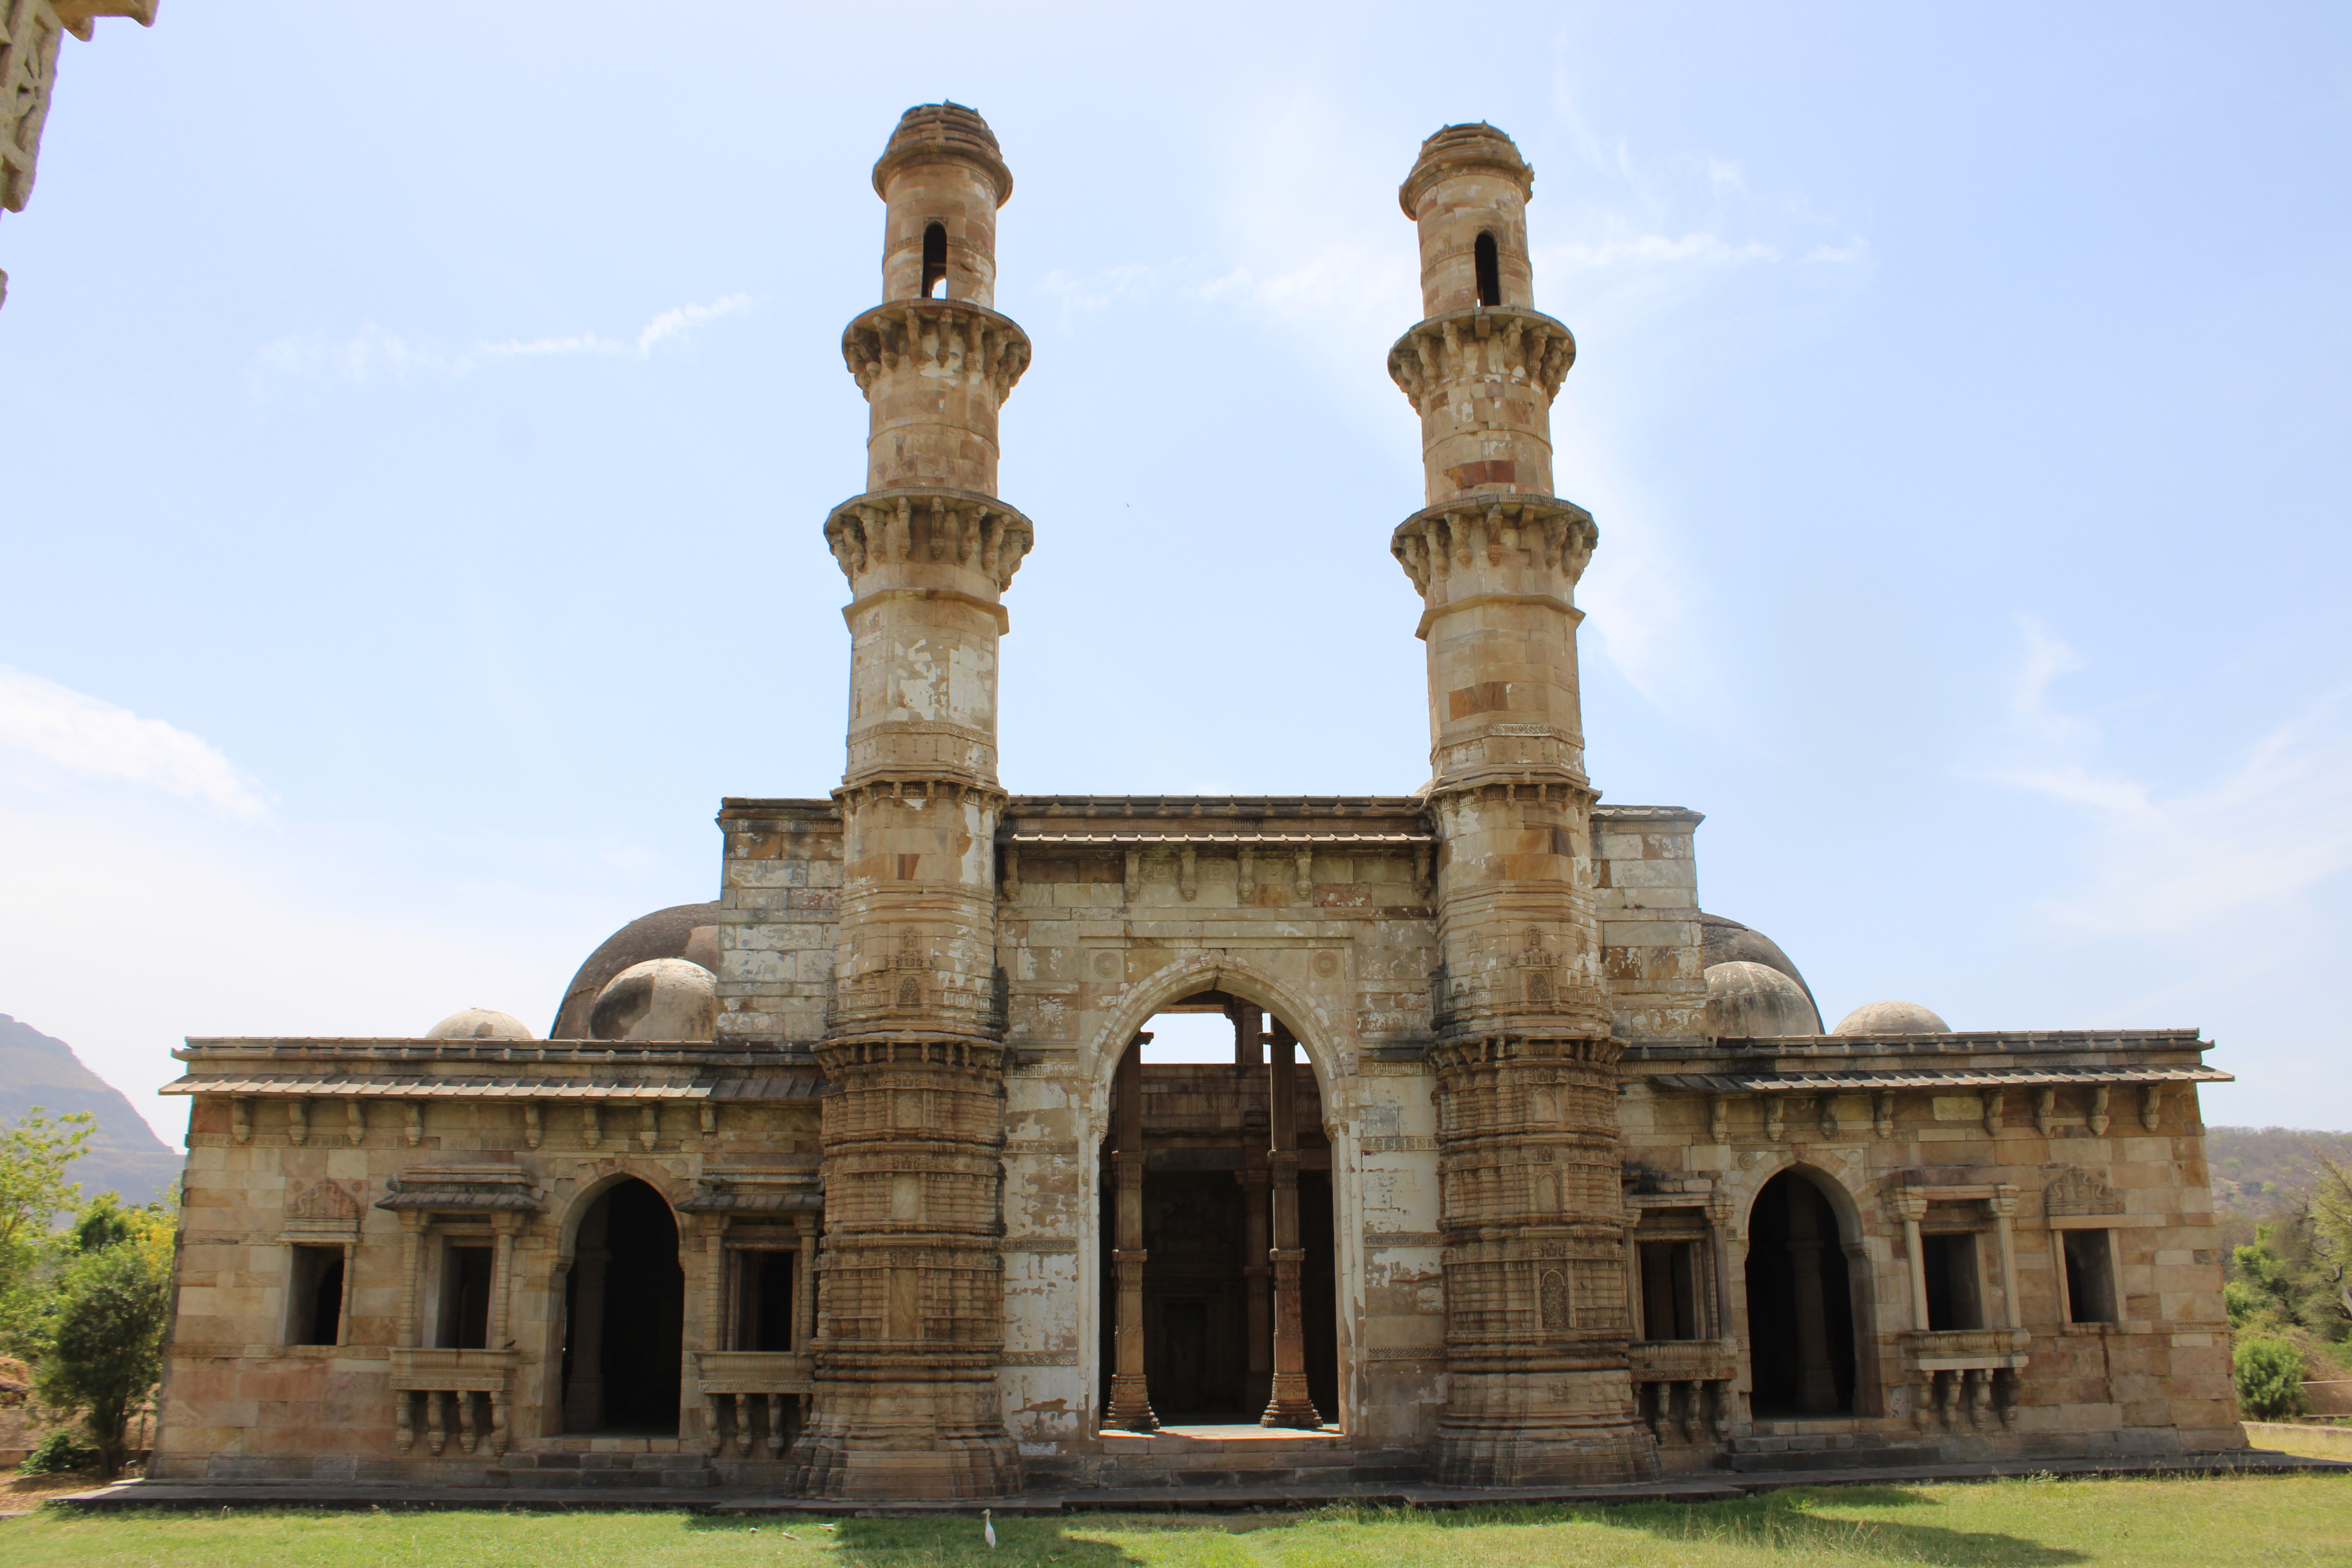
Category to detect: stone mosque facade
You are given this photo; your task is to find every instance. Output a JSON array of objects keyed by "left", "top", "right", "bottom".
[{"left": 152, "top": 107, "right": 2243, "bottom": 1499}]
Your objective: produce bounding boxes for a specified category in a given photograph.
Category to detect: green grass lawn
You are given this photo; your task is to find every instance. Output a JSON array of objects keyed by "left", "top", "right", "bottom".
[{"left": 2, "top": 1475, "right": 2347, "bottom": 1568}]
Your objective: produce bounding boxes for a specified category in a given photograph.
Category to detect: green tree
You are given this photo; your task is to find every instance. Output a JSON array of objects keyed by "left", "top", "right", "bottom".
[
  {"left": 2233, "top": 1336, "right": 2308, "bottom": 1420},
  {"left": 0, "top": 1109, "right": 92, "bottom": 1281},
  {"left": 33, "top": 1214, "right": 172, "bottom": 1479}
]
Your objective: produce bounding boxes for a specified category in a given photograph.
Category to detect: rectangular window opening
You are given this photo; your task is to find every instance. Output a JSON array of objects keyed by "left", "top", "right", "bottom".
[
  {"left": 286, "top": 1243, "right": 346, "bottom": 1346},
  {"left": 734, "top": 1249, "right": 797, "bottom": 1351},
  {"left": 1922, "top": 1231, "right": 1984, "bottom": 1331},
  {"left": 439, "top": 1243, "right": 494, "bottom": 1349},
  {"left": 1637, "top": 1239, "right": 1701, "bottom": 1340},
  {"left": 2063, "top": 1229, "right": 2119, "bottom": 1324}
]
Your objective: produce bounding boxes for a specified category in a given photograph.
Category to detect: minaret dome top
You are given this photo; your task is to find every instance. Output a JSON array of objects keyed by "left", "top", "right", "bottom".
[
  {"left": 873, "top": 102, "right": 1014, "bottom": 206},
  {"left": 1398, "top": 122, "right": 1532, "bottom": 218}
]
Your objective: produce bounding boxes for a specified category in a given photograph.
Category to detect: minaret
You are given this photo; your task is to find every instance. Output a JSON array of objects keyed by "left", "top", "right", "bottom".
[
  {"left": 1387, "top": 124, "right": 1659, "bottom": 1486},
  {"left": 785, "top": 103, "right": 1031, "bottom": 1501}
]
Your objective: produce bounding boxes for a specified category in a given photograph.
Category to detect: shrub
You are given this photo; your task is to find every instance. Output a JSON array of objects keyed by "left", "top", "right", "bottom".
[
  {"left": 2234, "top": 1336, "right": 2309, "bottom": 1420},
  {"left": 18, "top": 1430, "right": 99, "bottom": 1474},
  {"left": 32, "top": 1237, "right": 171, "bottom": 1479}
]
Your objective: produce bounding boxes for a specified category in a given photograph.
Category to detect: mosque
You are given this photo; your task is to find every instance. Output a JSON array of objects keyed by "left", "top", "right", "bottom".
[{"left": 151, "top": 106, "right": 2241, "bottom": 1500}]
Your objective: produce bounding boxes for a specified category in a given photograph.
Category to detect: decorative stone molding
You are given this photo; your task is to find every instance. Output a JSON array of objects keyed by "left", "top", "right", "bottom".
[
  {"left": 1387, "top": 306, "right": 1575, "bottom": 412},
  {"left": 2045, "top": 1165, "right": 2123, "bottom": 1218},
  {"left": 824, "top": 486, "right": 1033, "bottom": 591},
  {"left": 1391, "top": 494, "right": 1597, "bottom": 600},
  {"left": 841, "top": 299, "right": 1031, "bottom": 402},
  {"left": 282, "top": 1179, "right": 362, "bottom": 1242},
  {"left": 833, "top": 775, "right": 1009, "bottom": 816}
]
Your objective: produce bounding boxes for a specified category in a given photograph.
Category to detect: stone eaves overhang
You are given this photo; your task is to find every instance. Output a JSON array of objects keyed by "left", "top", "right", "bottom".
[
  {"left": 1624, "top": 1029, "right": 2230, "bottom": 1094},
  {"left": 159, "top": 1074, "right": 825, "bottom": 1101},
  {"left": 1646, "top": 1064, "right": 2232, "bottom": 1094},
  {"left": 996, "top": 795, "right": 1433, "bottom": 844}
]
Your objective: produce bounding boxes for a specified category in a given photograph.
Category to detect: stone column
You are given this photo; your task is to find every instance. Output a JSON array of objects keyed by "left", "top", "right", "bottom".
[
  {"left": 488, "top": 1212, "right": 518, "bottom": 1350},
  {"left": 1261, "top": 1023, "right": 1321, "bottom": 1428},
  {"left": 1241, "top": 1160, "right": 1273, "bottom": 1414},
  {"left": 793, "top": 1212, "right": 819, "bottom": 1351},
  {"left": 1893, "top": 1188, "right": 1932, "bottom": 1331},
  {"left": 1787, "top": 1192, "right": 1839, "bottom": 1414},
  {"left": 397, "top": 1211, "right": 423, "bottom": 1348},
  {"left": 1391, "top": 122, "right": 1654, "bottom": 1486},
  {"left": 1105, "top": 1037, "right": 1157, "bottom": 1431},
  {"left": 787, "top": 103, "right": 1031, "bottom": 1502},
  {"left": 1988, "top": 1186, "right": 2022, "bottom": 1330},
  {"left": 1230, "top": 1002, "right": 1263, "bottom": 1070}
]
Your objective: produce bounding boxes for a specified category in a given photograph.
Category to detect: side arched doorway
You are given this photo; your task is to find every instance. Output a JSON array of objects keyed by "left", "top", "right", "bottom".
[
  {"left": 1744, "top": 1170, "right": 1860, "bottom": 1417},
  {"left": 561, "top": 1178, "right": 685, "bottom": 1434}
]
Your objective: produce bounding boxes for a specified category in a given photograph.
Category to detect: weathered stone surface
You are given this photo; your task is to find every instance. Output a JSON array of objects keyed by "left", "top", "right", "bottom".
[{"left": 148, "top": 106, "right": 2243, "bottom": 1503}]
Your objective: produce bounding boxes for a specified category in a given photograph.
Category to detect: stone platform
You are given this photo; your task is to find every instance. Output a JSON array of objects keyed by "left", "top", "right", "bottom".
[{"left": 48, "top": 1447, "right": 2346, "bottom": 1515}]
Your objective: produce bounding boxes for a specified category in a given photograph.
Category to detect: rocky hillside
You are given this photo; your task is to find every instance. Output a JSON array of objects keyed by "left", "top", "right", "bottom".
[
  {"left": 2208, "top": 1125, "right": 2352, "bottom": 1220},
  {"left": 0, "top": 1014, "right": 181, "bottom": 1205}
]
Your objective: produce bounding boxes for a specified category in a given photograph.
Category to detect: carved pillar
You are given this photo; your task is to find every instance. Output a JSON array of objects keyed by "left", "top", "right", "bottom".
[
  {"left": 487, "top": 1212, "right": 518, "bottom": 1351},
  {"left": 1105, "top": 1038, "right": 1156, "bottom": 1431},
  {"left": 1230, "top": 1002, "right": 1263, "bottom": 1070},
  {"left": 396, "top": 1211, "right": 423, "bottom": 1347},
  {"left": 793, "top": 1211, "right": 818, "bottom": 1351},
  {"left": 1987, "top": 1186, "right": 2022, "bottom": 1330},
  {"left": 1893, "top": 1188, "right": 1932, "bottom": 1331},
  {"left": 1240, "top": 1159, "right": 1273, "bottom": 1414},
  {"left": 1786, "top": 1190, "right": 1838, "bottom": 1414},
  {"left": 1261, "top": 1023, "right": 1321, "bottom": 1428},
  {"left": 784, "top": 103, "right": 1030, "bottom": 1502}
]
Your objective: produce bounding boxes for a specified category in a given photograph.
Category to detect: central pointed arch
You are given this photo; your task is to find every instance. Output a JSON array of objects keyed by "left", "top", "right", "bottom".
[{"left": 1075, "top": 947, "right": 1355, "bottom": 1435}]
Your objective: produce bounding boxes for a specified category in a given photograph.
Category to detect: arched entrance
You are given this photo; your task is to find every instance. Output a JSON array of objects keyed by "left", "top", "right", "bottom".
[
  {"left": 1096, "top": 993, "right": 1339, "bottom": 1428},
  {"left": 561, "top": 1177, "right": 685, "bottom": 1434},
  {"left": 1744, "top": 1169, "right": 1858, "bottom": 1417}
]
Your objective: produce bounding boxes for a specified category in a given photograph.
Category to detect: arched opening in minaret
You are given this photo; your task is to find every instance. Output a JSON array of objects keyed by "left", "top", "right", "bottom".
[
  {"left": 922, "top": 222, "right": 949, "bottom": 298},
  {"left": 1474, "top": 230, "right": 1501, "bottom": 307},
  {"left": 1097, "top": 1000, "right": 1338, "bottom": 1430},
  {"left": 559, "top": 1177, "right": 685, "bottom": 1435},
  {"left": 1744, "top": 1169, "right": 1859, "bottom": 1417}
]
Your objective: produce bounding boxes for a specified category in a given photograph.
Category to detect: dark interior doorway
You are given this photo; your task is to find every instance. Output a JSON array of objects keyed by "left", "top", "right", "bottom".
[
  {"left": 561, "top": 1178, "right": 685, "bottom": 1434},
  {"left": 1744, "top": 1171, "right": 1857, "bottom": 1417}
]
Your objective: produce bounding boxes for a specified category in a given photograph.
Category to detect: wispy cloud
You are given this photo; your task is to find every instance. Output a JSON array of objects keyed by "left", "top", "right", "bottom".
[
  {"left": 0, "top": 666, "right": 271, "bottom": 821},
  {"left": 1989, "top": 624, "right": 2352, "bottom": 937},
  {"left": 253, "top": 292, "right": 754, "bottom": 385}
]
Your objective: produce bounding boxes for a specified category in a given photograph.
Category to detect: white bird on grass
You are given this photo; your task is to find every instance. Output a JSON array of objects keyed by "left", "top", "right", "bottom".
[{"left": 984, "top": 1507, "right": 997, "bottom": 1549}]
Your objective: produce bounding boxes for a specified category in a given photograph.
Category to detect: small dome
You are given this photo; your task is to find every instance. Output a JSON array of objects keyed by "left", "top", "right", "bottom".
[
  {"left": 425, "top": 1008, "right": 534, "bottom": 1042},
  {"left": 1705, "top": 962, "right": 1819, "bottom": 1039},
  {"left": 590, "top": 958, "right": 717, "bottom": 1043},
  {"left": 1698, "top": 914, "right": 1823, "bottom": 1032},
  {"left": 550, "top": 902, "right": 722, "bottom": 1038},
  {"left": 1832, "top": 1000, "right": 1951, "bottom": 1036}
]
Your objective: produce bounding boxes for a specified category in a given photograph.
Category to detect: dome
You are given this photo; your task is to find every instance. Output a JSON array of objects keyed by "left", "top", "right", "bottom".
[
  {"left": 551, "top": 902, "right": 721, "bottom": 1038},
  {"left": 425, "top": 1007, "right": 534, "bottom": 1041},
  {"left": 1705, "top": 961, "right": 1820, "bottom": 1039},
  {"left": 590, "top": 958, "right": 718, "bottom": 1043},
  {"left": 1832, "top": 1000, "right": 1951, "bottom": 1036},
  {"left": 1698, "top": 914, "right": 1824, "bottom": 1033}
]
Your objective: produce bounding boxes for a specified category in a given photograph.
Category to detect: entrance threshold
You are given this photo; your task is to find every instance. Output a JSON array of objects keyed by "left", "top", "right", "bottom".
[{"left": 1100, "top": 1422, "right": 1346, "bottom": 1449}]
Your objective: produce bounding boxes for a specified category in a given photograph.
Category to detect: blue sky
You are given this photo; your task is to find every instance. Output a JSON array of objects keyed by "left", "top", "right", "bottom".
[{"left": 2, "top": 3, "right": 2346, "bottom": 1139}]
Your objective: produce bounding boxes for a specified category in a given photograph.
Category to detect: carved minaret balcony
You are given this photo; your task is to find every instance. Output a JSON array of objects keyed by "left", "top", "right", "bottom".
[
  {"left": 784, "top": 102, "right": 1026, "bottom": 1504},
  {"left": 1394, "top": 122, "right": 1657, "bottom": 1490}
]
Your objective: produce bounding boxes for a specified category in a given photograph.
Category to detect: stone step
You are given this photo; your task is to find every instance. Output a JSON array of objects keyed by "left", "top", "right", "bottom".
[{"left": 1728, "top": 1444, "right": 1939, "bottom": 1473}]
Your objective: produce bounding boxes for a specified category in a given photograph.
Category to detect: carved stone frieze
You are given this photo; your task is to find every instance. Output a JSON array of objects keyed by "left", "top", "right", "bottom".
[
  {"left": 1387, "top": 305, "right": 1577, "bottom": 412},
  {"left": 841, "top": 299, "right": 1031, "bottom": 402},
  {"left": 823, "top": 487, "right": 1033, "bottom": 591}
]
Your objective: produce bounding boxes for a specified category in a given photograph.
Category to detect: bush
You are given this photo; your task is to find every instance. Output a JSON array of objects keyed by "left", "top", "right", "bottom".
[
  {"left": 18, "top": 1430, "right": 98, "bottom": 1474},
  {"left": 32, "top": 1237, "right": 170, "bottom": 1479},
  {"left": 2234, "top": 1336, "right": 2309, "bottom": 1420}
]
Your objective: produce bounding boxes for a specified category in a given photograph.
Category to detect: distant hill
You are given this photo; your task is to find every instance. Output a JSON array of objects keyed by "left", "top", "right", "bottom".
[
  {"left": 0, "top": 1014, "right": 182, "bottom": 1206},
  {"left": 2207, "top": 1125, "right": 2352, "bottom": 1220}
]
